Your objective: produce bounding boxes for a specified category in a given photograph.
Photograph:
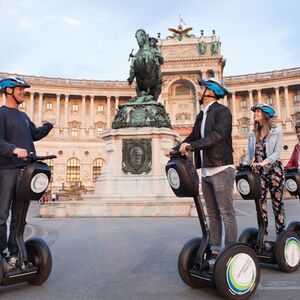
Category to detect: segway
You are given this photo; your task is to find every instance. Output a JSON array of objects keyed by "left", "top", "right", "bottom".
[
  {"left": 285, "top": 168, "right": 300, "bottom": 232},
  {"left": 236, "top": 165, "right": 300, "bottom": 272},
  {"left": 166, "top": 151, "right": 260, "bottom": 300},
  {"left": 0, "top": 153, "right": 57, "bottom": 286}
]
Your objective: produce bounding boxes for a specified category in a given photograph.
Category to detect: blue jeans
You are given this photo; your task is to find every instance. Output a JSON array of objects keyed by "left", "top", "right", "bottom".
[
  {"left": 201, "top": 167, "right": 237, "bottom": 251},
  {"left": 0, "top": 168, "right": 20, "bottom": 254}
]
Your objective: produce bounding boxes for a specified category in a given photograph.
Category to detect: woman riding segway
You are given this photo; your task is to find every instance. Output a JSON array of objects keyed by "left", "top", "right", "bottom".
[{"left": 237, "top": 104, "right": 300, "bottom": 272}]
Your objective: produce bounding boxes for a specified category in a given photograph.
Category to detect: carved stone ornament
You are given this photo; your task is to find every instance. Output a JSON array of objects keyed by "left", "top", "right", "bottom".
[
  {"left": 122, "top": 138, "right": 152, "bottom": 174},
  {"left": 112, "top": 101, "right": 171, "bottom": 129}
]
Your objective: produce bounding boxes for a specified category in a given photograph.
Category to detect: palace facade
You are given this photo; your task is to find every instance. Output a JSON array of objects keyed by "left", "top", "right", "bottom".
[{"left": 1, "top": 29, "right": 300, "bottom": 194}]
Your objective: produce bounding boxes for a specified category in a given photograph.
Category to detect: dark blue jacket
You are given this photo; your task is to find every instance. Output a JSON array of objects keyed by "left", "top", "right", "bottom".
[{"left": 0, "top": 106, "right": 53, "bottom": 169}]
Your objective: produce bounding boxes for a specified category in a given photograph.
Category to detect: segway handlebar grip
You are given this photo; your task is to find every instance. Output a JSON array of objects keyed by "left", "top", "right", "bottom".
[
  {"left": 237, "top": 164, "right": 252, "bottom": 171},
  {"left": 28, "top": 152, "right": 57, "bottom": 162}
]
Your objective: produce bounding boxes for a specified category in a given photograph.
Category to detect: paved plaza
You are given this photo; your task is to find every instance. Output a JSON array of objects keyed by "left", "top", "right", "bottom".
[{"left": 1, "top": 200, "right": 300, "bottom": 300}]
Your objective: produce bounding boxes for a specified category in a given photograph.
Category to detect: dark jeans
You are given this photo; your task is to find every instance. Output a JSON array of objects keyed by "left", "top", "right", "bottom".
[
  {"left": 0, "top": 168, "right": 25, "bottom": 255},
  {"left": 201, "top": 167, "right": 237, "bottom": 251}
]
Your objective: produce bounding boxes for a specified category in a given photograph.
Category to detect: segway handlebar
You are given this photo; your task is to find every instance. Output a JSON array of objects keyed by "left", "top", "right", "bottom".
[
  {"left": 237, "top": 164, "right": 252, "bottom": 171},
  {"left": 28, "top": 153, "right": 57, "bottom": 162},
  {"left": 170, "top": 144, "right": 194, "bottom": 159},
  {"left": 284, "top": 167, "right": 299, "bottom": 173}
]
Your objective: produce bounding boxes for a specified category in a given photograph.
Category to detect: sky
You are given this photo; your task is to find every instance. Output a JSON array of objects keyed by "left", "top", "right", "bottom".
[{"left": 0, "top": 0, "right": 299, "bottom": 81}]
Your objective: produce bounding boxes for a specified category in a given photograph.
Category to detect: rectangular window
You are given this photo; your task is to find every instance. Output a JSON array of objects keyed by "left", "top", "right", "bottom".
[
  {"left": 241, "top": 99, "right": 247, "bottom": 109},
  {"left": 97, "top": 105, "right": 103, "bottom": 112},
  {"left": 242, "top": 125, "right": 249, "bottom": 134},
  {"left": 20, "top": 101, "right": 26, "bottom": 108},
  {"left": 294, "top": 94, "right": 300, "bottom": 103},
  {"left": 72, "top": 104, "right": 79, "bottom": 111},
  {"left": 267, "top": 97, "right": 273, "bottom": 105},
  {"left": 46, "top": 102, "right": 53, "bottom": 110},
  {"left": 71, "top": 129, "right": 78, "bottom": 137}
]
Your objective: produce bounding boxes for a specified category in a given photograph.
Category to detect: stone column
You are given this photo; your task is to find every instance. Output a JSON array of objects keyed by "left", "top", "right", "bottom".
[
  {"left": 38, "top": 93, "right": 43, "bottom": 125},
  {"left": 248, "top": 90, "right": 253, "bottom": 108},
  {"left": 232, "top": 92, "right": 238, "bottom": 135},
  {"left": 81, "top": 95, "right": 86, "bottom": 136},
  {"left": 284, "top": 86, "right": 292, "bottom": 131},
  {"left": 2, "top": 93, "right": 6, "bottom": 105},
  {"left": 223, "top": 95, "right": 228, "bottom": 107},
  {"left": 29, "top": 93, "right": 34, "bottom": 120},
  {"left": 106, "top": 96, "right": 111, "bottom": 129},
  {"left": 56, "top": 94, "right": 61, "bottom": 127},
  {"left": 257, "top": 89, "right": 262, "bottom": 104},
  {"left": 275, "top": 87, "right": 281, "bottom": 122},
  {"left": 64, "top": 95, "right": 69, "bottom": 136},
  {"left": 55, "top": 94, "right": 60, "bottom": 135},
  {"left": 90, "top": 96, "right": 94, "bottom": 127},
  {"left": 89, "top": 96, "right": 95, "bottom": 138},
  {"left": 115, "top": 96, "right": 119, "bottom": 111},
  {"left": 82, "top": 95, "right": 86, "bottom": 128},
  {"left": 248, "top": 90, "right": 254, "bottom": 126}
]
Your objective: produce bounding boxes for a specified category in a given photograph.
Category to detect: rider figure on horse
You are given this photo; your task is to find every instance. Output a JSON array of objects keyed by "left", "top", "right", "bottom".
[{"left": 127, "top": 29, "right": 164, "bottom": 100}]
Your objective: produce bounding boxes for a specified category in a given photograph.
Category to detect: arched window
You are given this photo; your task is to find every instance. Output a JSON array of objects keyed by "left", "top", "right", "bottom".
[
  {"left": 93, "top": 158, "right": 105, "bottom": 182},
  {"left": 67, "top": 158, "right": 80, "bottom": 183},
  {"left": 44, "top": 159, "right": 54, "bottom": 182}
]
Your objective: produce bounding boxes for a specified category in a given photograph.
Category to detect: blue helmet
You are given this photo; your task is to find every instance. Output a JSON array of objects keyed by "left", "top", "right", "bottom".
[
  {"left": 198, "top": 77, "right": 230, "bottom": 99},
  {"left": 0, "top": 76, "right": 30, "bottom": 91},
  {"left": 251, "top": 103, "right": 276, "bottom": 118}
]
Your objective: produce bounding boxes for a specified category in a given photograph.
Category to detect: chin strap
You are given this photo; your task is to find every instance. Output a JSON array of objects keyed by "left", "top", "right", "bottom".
[
  {"left": 204, "top": 95, "right": 218, "bottom": 99},
  {"left": 198, "top": 88, "right": 218, "bottom": 105},
  {"left": 5, "top": 88, "right": 22, "bottom": 105}
]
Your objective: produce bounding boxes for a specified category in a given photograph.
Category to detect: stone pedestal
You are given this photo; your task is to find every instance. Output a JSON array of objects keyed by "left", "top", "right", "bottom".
[
  {"left": 94, "top": 127, "right": 177, "bottom": 198},
  {"left": 40, "top": 127, "right": 195, "bottom": 217}
]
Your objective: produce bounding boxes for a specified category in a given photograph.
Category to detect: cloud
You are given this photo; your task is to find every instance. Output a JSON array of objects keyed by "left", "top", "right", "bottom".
[
  {"left": 45, "top": 15, "right": 56, "bottom": 21},
  {"left": 62, "top": 16, "right": 82, "bottom": 27},
  {"left": 19, "top": 18, "right": 38, "bottom": 31},
  {"left": 19, "top": 0, "right": 41, "bottom": 6},
  {"left": 0, "top": 8, "right": 21, "bottom": 16}
]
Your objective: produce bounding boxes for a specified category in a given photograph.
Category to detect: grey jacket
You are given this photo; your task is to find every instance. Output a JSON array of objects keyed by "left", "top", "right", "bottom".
[{"left": 243, "top": 127, "right": 283, "bottom": 166}]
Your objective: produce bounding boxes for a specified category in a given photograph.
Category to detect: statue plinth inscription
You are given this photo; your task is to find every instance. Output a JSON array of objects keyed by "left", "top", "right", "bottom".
[{"left": 122, "top": 138, "right": 152, "bottom": 174}]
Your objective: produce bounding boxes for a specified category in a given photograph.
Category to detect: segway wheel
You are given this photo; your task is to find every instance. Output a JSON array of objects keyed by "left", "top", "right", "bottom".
[
  {"left": 25, "top": 237, "right": 52, "bottom": 285},
  {"left": 287, "top": 221, "right": 300, "bottom": 232},
  {"left": 178, "top": 237, "right": 211, "bottom": 288},
  {"left": 274, "top": 230, "right": 300, "bottom": 273},
  {"left": 238, "top": 227, "right": 258, "bottom": 249},
  {"left": 214, "top": 244, "right": 260, "bottom": 300}
]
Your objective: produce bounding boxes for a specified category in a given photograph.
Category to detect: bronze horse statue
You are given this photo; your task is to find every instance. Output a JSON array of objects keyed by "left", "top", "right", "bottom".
[{"left": 127, "top": 29, "right": 164, "bottom": 101}]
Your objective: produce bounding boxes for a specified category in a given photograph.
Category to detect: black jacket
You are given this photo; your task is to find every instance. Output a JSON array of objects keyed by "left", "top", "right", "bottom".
[{"left": 174, "top": 101, "right": 234, "bottom": 169}]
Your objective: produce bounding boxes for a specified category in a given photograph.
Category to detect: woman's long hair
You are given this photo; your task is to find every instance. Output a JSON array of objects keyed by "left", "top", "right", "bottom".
[{"left": 254, "top": 110, "right": 275, "bottom": 142}]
